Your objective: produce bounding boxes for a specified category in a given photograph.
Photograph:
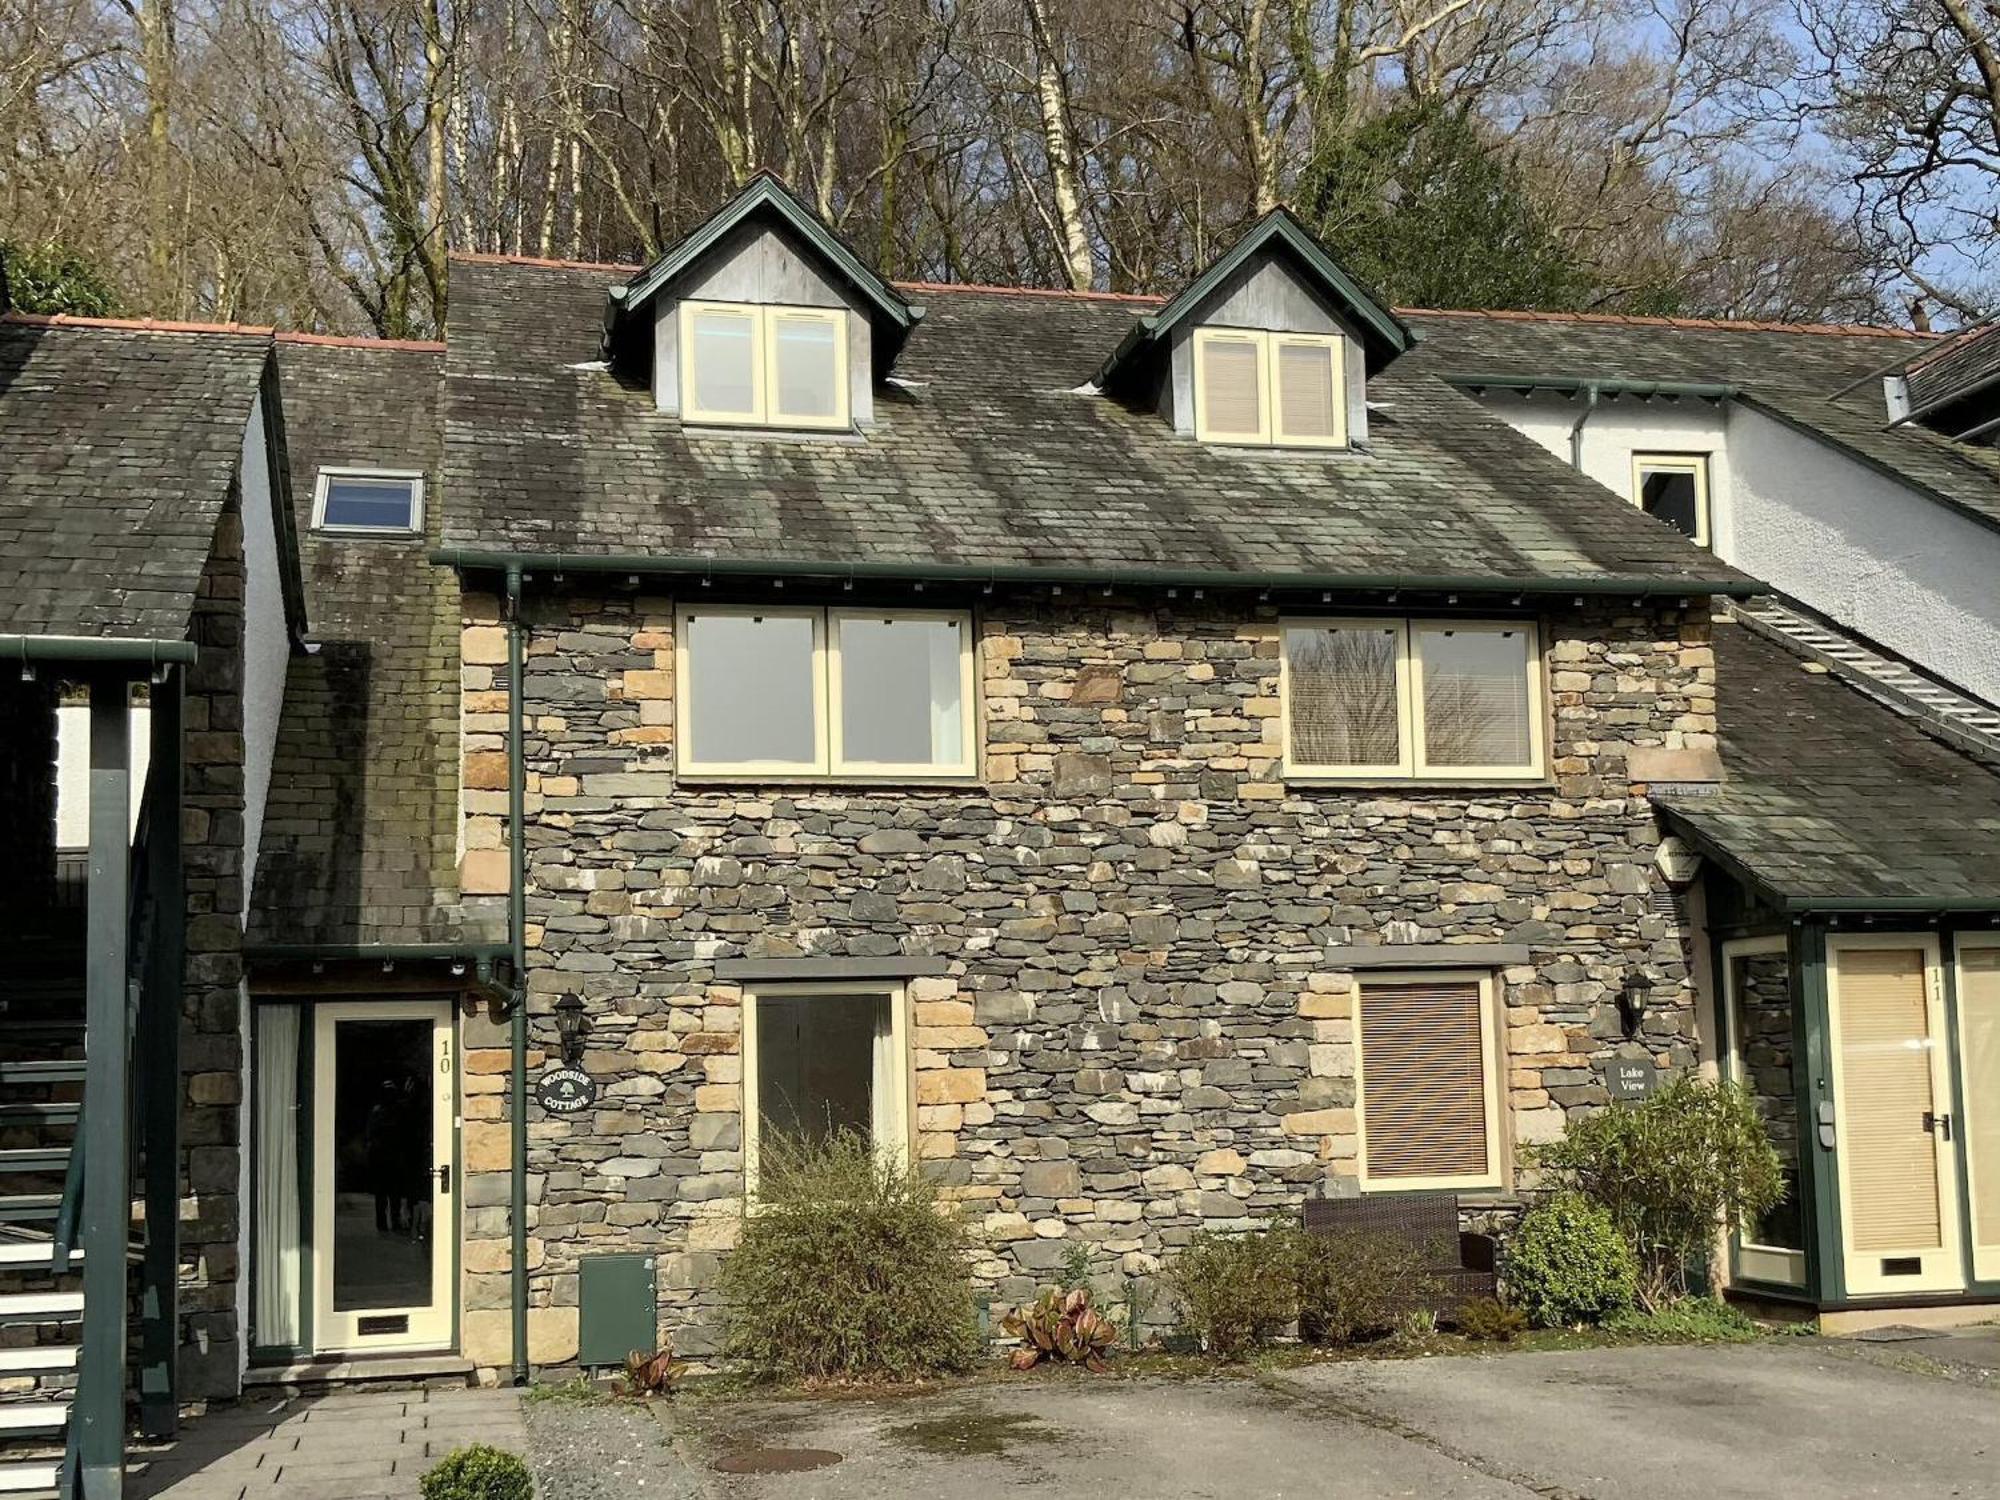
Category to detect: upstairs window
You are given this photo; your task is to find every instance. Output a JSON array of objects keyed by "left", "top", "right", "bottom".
[
  {"left": 1632, "top": 453, "right": 1710, "bottom": 547},
  {"left": 1192, "top": 327, "right": 1346, "bottom": 448},
  {"left": 680, "top": 301, "right": 849, "bottom": 430},
  {"left": 311, "top": 469, "right": 423, "bottom": 534},
  {"left": 677, "top": 606, "right": 975, "bottom": 778},
  {"left": 1281, "top": 617, "right": 1544, "bottom": 780}
]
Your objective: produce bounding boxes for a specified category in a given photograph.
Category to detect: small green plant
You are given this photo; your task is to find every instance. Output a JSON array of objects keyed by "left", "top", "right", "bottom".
[
  {"left": 1161, "top": 1224, "right": 1299, "bottom": 1360},
  {"left": 419, "top": 1445, "right": 533, "bottom": 1500},
  {"left": 618, "top": 1343, "right": 687, "bottom": 1397},
  {"left": 1505, "top": 1192, "right": 1639, "bottom": 1328},
  {"left": 718, "top": 1130, "right": 980, "bottom": 1382},
  {"left": 1455, "top": 1296, "right": 1528, "bottom": 1343},
  {"left": 1535, "top": 1076, "right": 1782, "bottom": 1309},
  {"left": 1001, "top": 1286, "right": 1120, "bottom": 1372},
  {"left": 1295, "top": 1228, "right": 1440, "bottom": 1347},
  {"left": 1606, "top": 1297, "right": 1761, "bottom": 1344}
]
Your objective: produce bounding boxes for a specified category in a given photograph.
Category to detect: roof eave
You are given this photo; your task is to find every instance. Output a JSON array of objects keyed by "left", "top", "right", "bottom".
[{"left": 431, "top": 546, "right": 1765, "bottom": 599}]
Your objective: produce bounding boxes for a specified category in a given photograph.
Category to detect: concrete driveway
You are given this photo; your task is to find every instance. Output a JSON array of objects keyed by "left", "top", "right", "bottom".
[{"left": 681, "top": 1339, "right": 2000, "bottom": 1500}]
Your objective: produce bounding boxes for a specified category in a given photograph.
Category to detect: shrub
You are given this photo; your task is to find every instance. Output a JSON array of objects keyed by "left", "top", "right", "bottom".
[
  {"left": 1505, "top": 1193, "right": 1638, "bottom": 1328},
  {"left": 1605, "top": 1298, "right": 1761, "bottom": 1344},
  {"left": 1295, "top": 1228, "right": 1439, "bottom": 1347},
  {"left": 718, "top": 1130, "right": 981, "bottom": 1381},
  {"left": 1534, "top": 1076, "right": 1783, "bottom": 1308},
  {"left": 420, "top": 1445, "right": 533, "bottom": 1500},
  {"left": 1455, "top": 1296, "right": 1528, "bottom": 1343},
  {"left": 1161, "top": 1224, "right": 1300, "bottom": 1360},
  {"left": 1001, "top": 1286, "right": 1120, "bottom": 1371}
]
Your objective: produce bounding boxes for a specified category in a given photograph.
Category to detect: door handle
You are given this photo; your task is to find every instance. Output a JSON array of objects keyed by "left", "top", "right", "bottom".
[
  {"left": 1922, "top": 1111, "right": 1954, "bottom": 1142},
  {"left": 434, "top": 1164, "right": 452, "bottom": 1196}
]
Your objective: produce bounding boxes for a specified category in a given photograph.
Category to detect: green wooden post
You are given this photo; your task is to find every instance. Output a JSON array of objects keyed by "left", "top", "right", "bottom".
[
  {"left": 137, "top": 671, "right": 182, "bottom": 1439},
  {"left": 78, "top": 680, "right": 132, "bottom": 1500}
]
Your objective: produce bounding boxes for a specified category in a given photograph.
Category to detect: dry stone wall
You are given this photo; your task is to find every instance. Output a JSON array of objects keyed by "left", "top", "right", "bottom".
[{"left": 456, "top": 586, "right": 1714, "bottom": 1371}]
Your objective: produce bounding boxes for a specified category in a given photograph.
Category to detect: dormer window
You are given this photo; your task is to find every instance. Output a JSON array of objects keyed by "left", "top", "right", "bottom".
[
  {"left": 1192, "top": 328, "right": 1347, "bottom": 448},
  {"left": 679, "top": 300, "right": 849, "bottom": 430}
]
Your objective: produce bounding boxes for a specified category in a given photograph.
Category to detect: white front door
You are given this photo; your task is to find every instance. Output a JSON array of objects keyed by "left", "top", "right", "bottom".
[
  {"left": 312, "top": 1001, "right": 456, "bottom": 1352},
  {"left": 1826, "top": 937, "right": 1964, "bottom": 1296}
]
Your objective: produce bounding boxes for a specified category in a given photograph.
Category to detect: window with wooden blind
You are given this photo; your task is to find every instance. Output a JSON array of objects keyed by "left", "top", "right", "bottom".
[
  {"left": 1191, "top": 327, "right": 1347, "bottom": 448},
  {"left": 1354, "top": 973, "right": 1503, "bottom": 1191}
]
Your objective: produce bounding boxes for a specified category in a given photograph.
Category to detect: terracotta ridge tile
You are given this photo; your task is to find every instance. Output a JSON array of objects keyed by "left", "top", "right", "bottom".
[
  {"left": 277, "top": 331, "right": 446, "bottom": 351},
  {"left": 893, "top": 280, "right": 1166, "bottom": 305},
  {"left": 451, "top": 250, "right": 642, "bottom": 274},
  {"left": 2, "top": 310, "right": 275, "bottom": 337},
  {"left": 1396, "top": 305, "right": 1931, "bottom": 339}
]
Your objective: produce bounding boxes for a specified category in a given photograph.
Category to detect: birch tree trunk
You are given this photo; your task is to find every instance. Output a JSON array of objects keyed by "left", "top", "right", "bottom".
[{"left": 1023, "top": 0, "right": 1093, "bottom": 290}]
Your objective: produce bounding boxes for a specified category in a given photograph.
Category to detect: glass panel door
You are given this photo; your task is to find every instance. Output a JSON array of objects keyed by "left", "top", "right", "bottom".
[
  {"left": 1958, "top": 943, "right": 2000, "bottom": 1284},
  {"left": 312, "top": 1002, "right": 454, "bottom": 1352},
  {"left": 1723, "top": 938, "right": 1806, "bottom": 1287},
  {"left": 1826, "top": 938, "right": 1963, "bottom": 1296}
]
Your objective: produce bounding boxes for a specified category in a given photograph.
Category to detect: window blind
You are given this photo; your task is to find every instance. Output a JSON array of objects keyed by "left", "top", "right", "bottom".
[
  {"left": 1359, "top": 978, "right": 1491, "bottom": 1181},
  {"left": 1200, "top": 336, "right": 1263, "bottom": 436},
  {"left": 1276, "top": 340, "right": 1339, "bottom": 440},
  {"left": 1837, "top": 948, "right": 1942, "bottom": 1252}
]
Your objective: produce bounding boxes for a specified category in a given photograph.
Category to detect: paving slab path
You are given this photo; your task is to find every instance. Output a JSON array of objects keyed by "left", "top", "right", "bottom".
[{"left": 130, "top": 1387, "right": 528, "bottom": 1500}]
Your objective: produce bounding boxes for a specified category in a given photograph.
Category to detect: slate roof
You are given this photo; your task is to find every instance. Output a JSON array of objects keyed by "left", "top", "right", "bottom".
[
  {"left": 438, "top": 258, "right": 1755, "bottom": 593},
  {"left": 1906, "top": 322, "right": 2000, "bottom": 423},
  {"left": 1655, "top": 622, "right": 2000, "bottom": 909},
  {"left": 0, "top": 315, "right": 272, "bottom": 639},
  {"left": 1404, "top": 309, "right": 2000, "bottom": 535},
  {"left": 248, "top": 338, "right": 485, "bottom": 948}
]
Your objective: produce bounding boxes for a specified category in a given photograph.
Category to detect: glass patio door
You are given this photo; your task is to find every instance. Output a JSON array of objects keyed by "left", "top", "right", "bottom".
[
  {"left": 1826, "top": 937, "right": 1963, "bottom": 1296},
  {"left": 311, "top": 1001, "right": 455, "bottom": 1351}
]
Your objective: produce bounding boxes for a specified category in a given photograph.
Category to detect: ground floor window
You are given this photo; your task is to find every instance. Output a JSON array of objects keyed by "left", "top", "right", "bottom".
[
  {"left": 742, "top": 983, "right": 912, "bottom": 1193},
  {"left": 1354, "top": 971, "right": 1503, "bottom": 1191}
]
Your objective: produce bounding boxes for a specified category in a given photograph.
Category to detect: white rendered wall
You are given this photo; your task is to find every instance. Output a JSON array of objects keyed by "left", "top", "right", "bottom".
[
  {"left": 1726, "top": 403, "right": 2000, "bottom": 705},
  {"left": 53, "top": 705, "right": 149, "bottom": 848},
  {"left": 1468, "top": 390, "right": 1733, "bottom": 549},
  {"left": 239, "top": 389, "right": 291, "bottom": 923}
]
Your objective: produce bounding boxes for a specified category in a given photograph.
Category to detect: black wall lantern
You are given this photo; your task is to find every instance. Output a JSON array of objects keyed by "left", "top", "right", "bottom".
[
  {"left": 553, "top": 992, "right": 589, "bottom": 1065},
  {"left": 1617, "top": 971, "right": 1653, "bottom": 1038}
]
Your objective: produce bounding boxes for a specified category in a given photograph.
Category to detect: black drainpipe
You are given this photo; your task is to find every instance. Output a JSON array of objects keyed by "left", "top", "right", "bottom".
[{"left": 505, "top": 564, "right": 529, "bottom": 1386}]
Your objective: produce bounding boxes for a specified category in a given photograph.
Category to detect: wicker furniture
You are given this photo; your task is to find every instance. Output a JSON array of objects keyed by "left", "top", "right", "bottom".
[{"left": 1300, "top": 1191, "right": 1498, "bottom": 1317}]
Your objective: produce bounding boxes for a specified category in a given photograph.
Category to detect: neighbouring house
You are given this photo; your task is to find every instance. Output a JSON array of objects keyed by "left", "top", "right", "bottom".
[{"left": 3, "top": 176, "right": 1998, "bottom": 1495}]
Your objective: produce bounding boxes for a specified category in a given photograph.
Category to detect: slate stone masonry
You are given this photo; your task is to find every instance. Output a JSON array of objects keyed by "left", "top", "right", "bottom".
[{"left": 456, "top": 586, "right": 1713, "bottom": 1370}]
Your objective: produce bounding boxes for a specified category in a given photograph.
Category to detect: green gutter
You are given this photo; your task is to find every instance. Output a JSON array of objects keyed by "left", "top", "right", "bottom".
[
  {"left": 1785, "top": 896, "right": 2000, "bottom": 915},
  {"left": 504, "top": 564, "right": 530, "bottom": 1387},
  {"left": 243, "top": 942, "right": 512, "bottom": 963},
  {"left": 2, "top": 635, "right": 198, "bottom": 665},
  {"left": 1444, "top": 372, "right": 1738, "bottom": 401},
  {"left": 433, "top": 548, "right": 1766, "bottom": 600}
]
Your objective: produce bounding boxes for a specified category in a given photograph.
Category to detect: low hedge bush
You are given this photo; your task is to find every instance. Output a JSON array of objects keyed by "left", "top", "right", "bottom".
[
  {"left": 1504, "top": 1192, "right": 1638, "bottom": 1328},
  {"left": 419, "top": 1445, "right": 533, "bottom": 1500},
  {"left": 1161, "top": 1224, "right": 1299, "bottom": 1359},
  {"left": 718, "top": 1130, "right": 981, "bottom": 1381}
]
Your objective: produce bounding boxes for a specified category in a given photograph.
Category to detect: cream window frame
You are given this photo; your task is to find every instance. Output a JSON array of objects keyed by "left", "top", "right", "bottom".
[
  {"left": 678, "top": 300, "right": 850, "bottom": 430},
  {"left": 676, "top": 604, "right": 978, "bottom": 780},
  {"left": 1192, "top": 327, "right": 1350, "bottom": 449},
  {"left": 740, "top": 980, "right": 914, "bottom": 1202},
  {"left": 1409, "top": 620, "right": 1547, "bottom": 781},
  {"left": 1954, "top": 935, "right": 2000, "bottom": 1285},
  {"left": 1721, "top": 935, "right": 1808, "bottom": 1287},
  {"left": 1270, "top": 332, "right": 1349, "bottom": 448},
  {"left": 1191, "top": 327, "right": 1272, "bottom": 444},
  {"left": 1630, "top": 452, "right": 1711, "bottom": 548},
  {"left": 1280, "top": 617, "right": 1545, "bottom": 782},
  {"left": 827, "top": 608, "right": 979, "bottom": 779},
  {"left": 674, "top": 605, "right": 828, "bottom": 776},
  {"left": 1279, "top": 617, "right": 1413, "bottom": 779},
  {"left": 1353, "top": 969, "right": 1506, "bottom": 1194}
]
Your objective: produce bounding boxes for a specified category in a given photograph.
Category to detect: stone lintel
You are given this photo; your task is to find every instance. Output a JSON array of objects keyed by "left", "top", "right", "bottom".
[
  {"left": 712, "top": 956, "right": 953, "bottom": 982},
  {"left": 1324, "top": 943, "right": 1531, "bottom": 970}
]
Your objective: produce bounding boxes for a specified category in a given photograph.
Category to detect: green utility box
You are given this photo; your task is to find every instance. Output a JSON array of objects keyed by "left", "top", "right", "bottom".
[{"left": 577, "top": 1253, "right": 657, "bottom": 1369}]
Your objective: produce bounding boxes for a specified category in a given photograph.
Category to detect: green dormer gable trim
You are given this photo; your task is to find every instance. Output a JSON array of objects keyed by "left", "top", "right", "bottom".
[
  {"left": 1096, "top": 207, "right": 1414, "bottom": 387},
  {"left": 605, "top": 174, "right": 921, "bottom": 361}
]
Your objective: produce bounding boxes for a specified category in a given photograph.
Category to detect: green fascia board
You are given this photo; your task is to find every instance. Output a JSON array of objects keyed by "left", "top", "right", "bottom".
[
  {"left": 433, "top": 546, "right": 1767, "bottom": 600},
  {"left": 1096, "top": 208, "right": 1415, "bottom": 387},
  {"left": 1444, "top": 372, "right": 1738, "bottom": 402},
  {"left": 0, "top": 634, "right": 197, "bottom": 665},
  {"left": 612, "top": 175, "right": 919, "bottom": 337}
]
